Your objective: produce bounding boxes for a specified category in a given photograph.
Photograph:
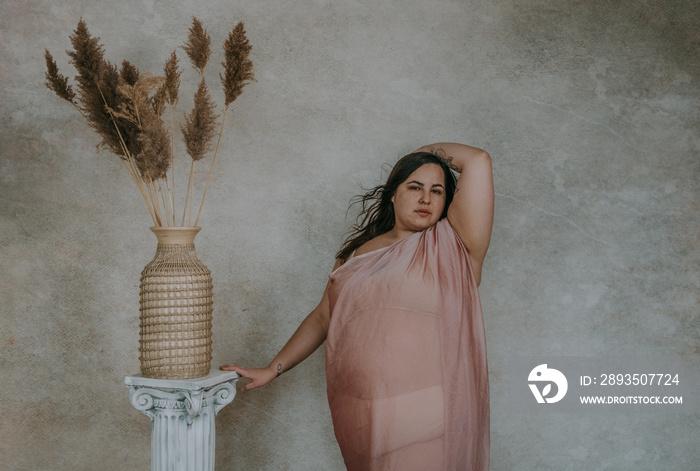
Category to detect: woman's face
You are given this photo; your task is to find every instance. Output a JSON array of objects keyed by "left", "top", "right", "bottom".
[{"left": 391, "top": 163, "right": 447, "bottom": 234}]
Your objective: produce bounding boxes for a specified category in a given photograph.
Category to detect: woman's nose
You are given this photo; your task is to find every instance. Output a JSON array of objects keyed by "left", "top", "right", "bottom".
[{"left": 420, "top": 190, "right": 431, "bottom": 203}]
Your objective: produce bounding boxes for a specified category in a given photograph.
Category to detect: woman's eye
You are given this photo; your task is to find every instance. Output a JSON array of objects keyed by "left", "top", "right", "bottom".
[
  {"left": 432, "top": 189, "right": 443, "bottom": 195},
  {"left": 409, "top": 186, "right": 420, "bottom": 190}
]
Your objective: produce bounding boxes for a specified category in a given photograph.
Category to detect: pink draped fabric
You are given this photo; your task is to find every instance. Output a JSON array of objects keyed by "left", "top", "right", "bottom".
[{"left": 326, "top": 219, "right": 489, "bottom": 470}]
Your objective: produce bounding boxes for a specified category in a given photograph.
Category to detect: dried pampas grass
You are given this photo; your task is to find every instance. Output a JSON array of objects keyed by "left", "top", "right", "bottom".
[
  {"left": 194, "top": 20, "right": 255, "bottom": 226},
  {"left": 45, "top": 17, "right": 254, "bottom": 227},
  {"left": 221, "top": 22, "right": 255, "bottom": 107},
  {"left": 183, "top": 18, "right": 212, "bottom": 75}
]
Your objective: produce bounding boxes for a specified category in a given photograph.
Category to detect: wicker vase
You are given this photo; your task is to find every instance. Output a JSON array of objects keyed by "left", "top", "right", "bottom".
[{"left": 139, "top": 226, "right": 213, "bottom": 379}]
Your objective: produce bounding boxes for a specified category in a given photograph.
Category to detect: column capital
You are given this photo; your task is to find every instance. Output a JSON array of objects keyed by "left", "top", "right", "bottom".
[{"left": 125, "top": 371, "right": 238, "bottom": 423}]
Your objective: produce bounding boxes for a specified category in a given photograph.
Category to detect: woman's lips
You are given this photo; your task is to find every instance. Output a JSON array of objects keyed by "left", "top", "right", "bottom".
[{"left": 416, "top": 209, "right": 431, "bottom": 216}]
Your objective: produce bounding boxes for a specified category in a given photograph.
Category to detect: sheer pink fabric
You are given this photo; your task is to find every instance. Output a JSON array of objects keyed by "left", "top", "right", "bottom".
[{"left": 326, "top": 219, "right": 489, "bottom": 470}]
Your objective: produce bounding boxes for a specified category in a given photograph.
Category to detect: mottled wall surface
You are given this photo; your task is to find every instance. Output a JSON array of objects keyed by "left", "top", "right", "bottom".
[{"left": 1, "top": 0, "right": 698, "bottom": 469}]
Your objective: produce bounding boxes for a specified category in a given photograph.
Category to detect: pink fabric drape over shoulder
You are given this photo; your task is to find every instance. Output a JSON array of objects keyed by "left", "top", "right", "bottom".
[{"left": 326, "top": 219, "right": 489, "bottom": 470}]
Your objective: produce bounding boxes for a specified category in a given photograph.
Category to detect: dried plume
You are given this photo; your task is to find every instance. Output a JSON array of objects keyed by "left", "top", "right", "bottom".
[
  {"left": 44, "top": 50, "right": 76, "bottom": 103},
  {"left": 108, "top": 72, "right": 172, "bottom": 180},
  {"left": 66, "top": 19, "right": 104, "bottom": 85},
  {"left": 151, "top": 84, "right": 168, "bottom": 117},
  {"left": 181, "top": 79, "right": 219, "bottom": 161},
  {"left": 65, "top": 20, "right": 116, "bottom": 149},
  {"left": 220, "top": 22, "right": 255, "bottom": 107},
  {"left": 110, "top": 72, "right": 164, "bottom": 126},
  {"left": 163, "top": 50, "right": 182, "bottom": 107},
  {"left": 120, "top": 60, "right": 140, "bottom": 86},
  {"left": 182, "top": 18, "right": 211, "bottom": 74},
  {"left": 62, "top": 19, "right": 142, "bottom": 160},
  {"left": 137, "top": 117, "right": 172, "bottom": 181},
  {"left": 151, "top": 51, "right": 181, "bottom": 117}
]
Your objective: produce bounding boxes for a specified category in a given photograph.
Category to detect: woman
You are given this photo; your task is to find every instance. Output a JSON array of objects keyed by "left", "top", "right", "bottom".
[{"left": 221, "top": 142, "right": 494, "bottom": 470}]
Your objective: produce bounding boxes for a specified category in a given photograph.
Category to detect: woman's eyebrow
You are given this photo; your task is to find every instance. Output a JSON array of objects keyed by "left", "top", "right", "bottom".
[{"left": 406, "top": 180, "right": 445, "bottom": 188}]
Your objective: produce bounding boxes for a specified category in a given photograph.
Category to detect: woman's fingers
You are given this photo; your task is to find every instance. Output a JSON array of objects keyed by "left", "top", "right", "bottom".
[
  {"left": 219, "top": 364, "right": 274, "bottom": 391},
  {"left": 219, "top": 363, "right": 244, "bottom": 374}
]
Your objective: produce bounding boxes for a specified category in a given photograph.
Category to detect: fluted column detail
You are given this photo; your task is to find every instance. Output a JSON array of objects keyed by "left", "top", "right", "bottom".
[{"left": 126, "top": 371, "right": 238, "bottom": 471}]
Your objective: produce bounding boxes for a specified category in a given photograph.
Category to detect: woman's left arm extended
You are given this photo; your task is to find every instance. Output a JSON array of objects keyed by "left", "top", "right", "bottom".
[{"left": 415, "top": 142, "right": 494, "bottom": 285}]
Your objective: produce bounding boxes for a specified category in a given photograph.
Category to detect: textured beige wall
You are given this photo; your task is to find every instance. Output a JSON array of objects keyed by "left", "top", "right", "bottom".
[{"left": 1, "top": 0, "right": 698, "bottom": 469}]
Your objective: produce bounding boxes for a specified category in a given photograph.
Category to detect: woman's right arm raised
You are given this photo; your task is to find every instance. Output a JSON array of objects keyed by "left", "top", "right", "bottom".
[{"left": 220, "top": 259, "right": 340, "bottom": 391}]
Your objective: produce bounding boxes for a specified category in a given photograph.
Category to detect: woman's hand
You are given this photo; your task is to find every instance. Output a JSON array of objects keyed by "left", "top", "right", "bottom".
[{"left": 219, "top": 363, "right": 278, "bottom": 391}]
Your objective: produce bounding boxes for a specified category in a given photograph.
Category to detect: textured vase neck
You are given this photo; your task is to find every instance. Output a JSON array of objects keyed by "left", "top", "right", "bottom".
[{"left": 150, "top": 226, "right": 201, "bottom": 245}]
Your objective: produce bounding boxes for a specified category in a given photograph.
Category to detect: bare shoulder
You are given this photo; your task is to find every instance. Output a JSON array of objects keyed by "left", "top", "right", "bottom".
[{"left": 353, "top": 233, "right": 396, "bottom": 257}]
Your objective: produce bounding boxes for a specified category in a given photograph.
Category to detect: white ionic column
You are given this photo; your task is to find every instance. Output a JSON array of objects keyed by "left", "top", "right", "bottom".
[{"left": 125, "top": 371, "right": 238, "bottom": 471}]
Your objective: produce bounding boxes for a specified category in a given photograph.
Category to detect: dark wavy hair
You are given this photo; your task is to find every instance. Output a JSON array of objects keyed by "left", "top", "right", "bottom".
[{"left": 336, "top": 151, "right": 457, "bottom": 262}]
